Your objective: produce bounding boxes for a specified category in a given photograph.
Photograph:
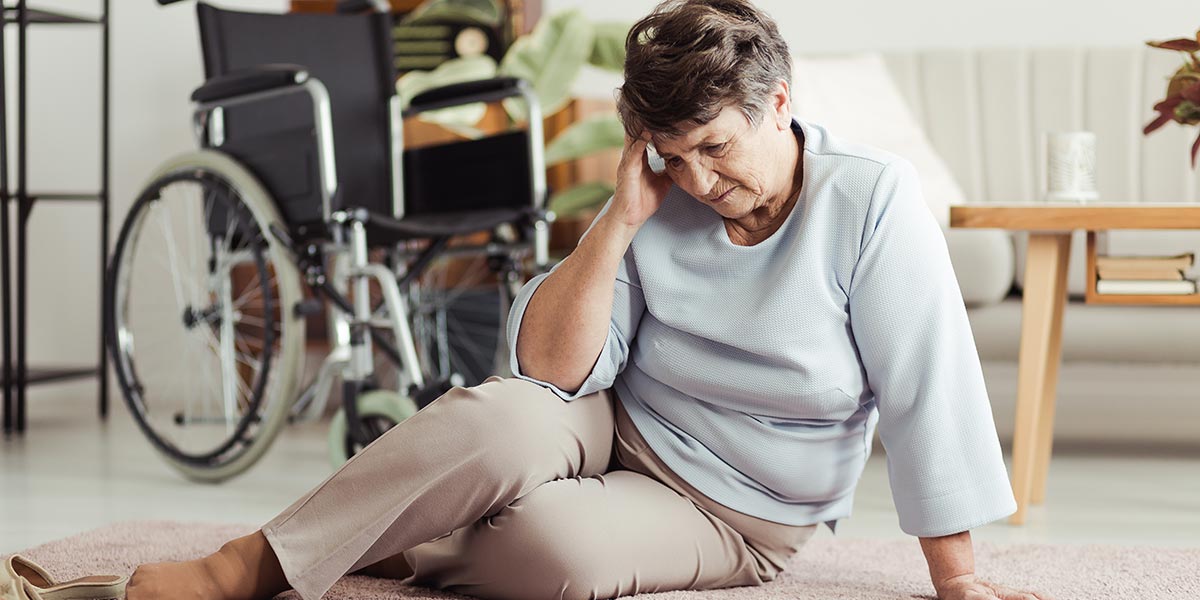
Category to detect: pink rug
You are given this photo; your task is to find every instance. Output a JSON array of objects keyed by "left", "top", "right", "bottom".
[{"left": 6, "top": 521, "right": 1197, "bottom": 599}]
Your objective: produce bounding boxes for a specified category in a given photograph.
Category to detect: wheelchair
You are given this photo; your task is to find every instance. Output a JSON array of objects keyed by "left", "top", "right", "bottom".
[{"left": 105, "top": 1, "right": 553, "bottom": 482}]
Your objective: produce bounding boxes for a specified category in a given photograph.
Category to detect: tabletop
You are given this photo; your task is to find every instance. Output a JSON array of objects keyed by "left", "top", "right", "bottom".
[{"left": 949, "top": 203, "right": 1200, "bottom": 230}]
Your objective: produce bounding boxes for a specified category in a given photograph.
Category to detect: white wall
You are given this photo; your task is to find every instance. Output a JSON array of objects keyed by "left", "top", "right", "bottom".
[
  {"left": 549, "top": 0, "right": 1198, "bottom": 51},
  {"left": 7, "top": 0, "right": 1196, "bottom": 411}
]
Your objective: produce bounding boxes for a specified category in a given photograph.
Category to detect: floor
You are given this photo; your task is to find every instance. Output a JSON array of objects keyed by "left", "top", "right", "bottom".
[{"left": 2, "top": 381, "right": 1199, "bottom": 555}]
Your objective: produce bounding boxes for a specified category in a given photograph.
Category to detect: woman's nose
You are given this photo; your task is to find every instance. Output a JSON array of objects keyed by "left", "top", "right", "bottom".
[{"left": 682, "top": 161, "right": 718, "bottom": 196}]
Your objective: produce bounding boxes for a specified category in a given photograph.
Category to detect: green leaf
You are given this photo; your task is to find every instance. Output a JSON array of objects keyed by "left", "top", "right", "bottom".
[
  {"left": 400, "top": 0, "right": 502, "bottom": 27},
  {"left": 548, "top": 181, "right": 615, "bottom": 217},
  {"left": 589, "top": 21, "right": 630, "bottom": 72},
  {"left": 397, "top": 55, "right": 498, "bottom": 133},
  {"left": 544, "top": 115, "right": 625, "bottom": 166},
  {"left": 498, "top": 10, "right": 595, "bottom": 121}
]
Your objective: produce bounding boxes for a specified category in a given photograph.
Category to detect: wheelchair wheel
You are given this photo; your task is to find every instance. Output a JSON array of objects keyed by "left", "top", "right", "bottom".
[
  {"left": 327, "top": 389, "right": 418, "bottom": 466},
  {"left": 107, "top": 150, "right": 305, "bottom": 482},
  {"left": 406, "top": 241, "right": 524, "bottom": 392}
]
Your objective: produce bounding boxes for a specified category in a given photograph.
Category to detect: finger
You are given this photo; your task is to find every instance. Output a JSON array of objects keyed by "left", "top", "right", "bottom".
[
  {"left": 620, "top": 135, "right": 647, "bottom": 158},
  {"left": 999, "top": 591, "right": 1041, "bottom": 600},
  {"left": 618, "top": 136, "right": 647, "bottom": 170},
  {"left": 962, "top": 589, "right": 998, "bottom": 600}
]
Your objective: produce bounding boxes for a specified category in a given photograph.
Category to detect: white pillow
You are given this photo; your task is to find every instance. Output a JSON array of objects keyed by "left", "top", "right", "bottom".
[{"left": 790, "top": 53, "right": 963, "bottom": 228}]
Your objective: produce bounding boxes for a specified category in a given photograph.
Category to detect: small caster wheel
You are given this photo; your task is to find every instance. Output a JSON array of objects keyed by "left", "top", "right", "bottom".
[{"left": 328, "top": 389, "right": 418, "bottom": 467}]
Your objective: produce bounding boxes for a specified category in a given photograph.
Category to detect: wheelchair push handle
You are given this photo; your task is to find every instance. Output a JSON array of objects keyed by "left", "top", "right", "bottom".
[
  {"left": 336, "top": 0, "right": 392, "bottom": 13},
  {"left": 190, "top": 64, "right": 310, "bottom": 104}
]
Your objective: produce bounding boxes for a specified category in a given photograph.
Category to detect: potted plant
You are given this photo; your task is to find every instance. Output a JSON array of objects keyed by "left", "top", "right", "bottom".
[{"left": 1144, "top": 27, "right": 1200, "bottom": 167}]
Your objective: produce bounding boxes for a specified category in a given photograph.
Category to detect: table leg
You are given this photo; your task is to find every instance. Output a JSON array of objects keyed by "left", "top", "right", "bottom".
[
  {"left": 1031, "top": 235, "right": 1070, "bottom": 505},
  {"left": 1009, "top": 232, "right": 1071, "bottom": 525}
]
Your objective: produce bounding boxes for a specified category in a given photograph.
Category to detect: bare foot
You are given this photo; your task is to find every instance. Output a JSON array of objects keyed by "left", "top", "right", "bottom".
[
  {"left": 124, "top": 557, "right": 226, "bottom": 600},
  {"left": 126, "top": 531, "right": 290, "bottom": 600}
]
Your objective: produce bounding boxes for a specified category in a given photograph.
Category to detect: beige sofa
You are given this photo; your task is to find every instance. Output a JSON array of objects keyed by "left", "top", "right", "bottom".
[{"left": 881, "top": 47, "right": 1200, "bottom": 447}]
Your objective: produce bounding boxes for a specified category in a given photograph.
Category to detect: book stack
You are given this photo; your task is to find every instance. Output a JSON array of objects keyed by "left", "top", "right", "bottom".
[{"left": 1095, "top": 253, "right": 1197, "bottom": 295}]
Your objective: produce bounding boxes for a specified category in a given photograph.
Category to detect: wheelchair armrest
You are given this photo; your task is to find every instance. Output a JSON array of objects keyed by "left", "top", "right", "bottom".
[
  {"left": 404, "top": 77, "right": 530, "bottom": 116},
  {"left": 335, "top": 0, "right": 389, "bottom": 13},
  {"left": 190, "top": 64, "right": 309, "bottom": 104}
]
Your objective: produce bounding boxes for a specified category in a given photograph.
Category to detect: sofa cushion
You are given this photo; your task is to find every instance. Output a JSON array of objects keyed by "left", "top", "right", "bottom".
[
  {"left": 791, "top": 53, "right": 961, "bottom": 227},
  {"left": 791, "top": 53, "right": 1015, "bottom": 305},
  {"left": 946, "top": 228, "right": 1015, "bottom": 306}
]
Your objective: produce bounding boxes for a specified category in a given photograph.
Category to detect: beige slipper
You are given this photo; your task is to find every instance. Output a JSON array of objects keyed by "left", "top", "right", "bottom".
[
  {"left": 1, "top": 573, "right": 42, "bottom": 600},
  {"left": 2, "top": 555, "right": 126, "bottom": 600}
]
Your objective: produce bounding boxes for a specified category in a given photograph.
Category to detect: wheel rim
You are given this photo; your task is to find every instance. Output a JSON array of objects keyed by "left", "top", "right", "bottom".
[{"left": 110, "top": 169, "right": 286, "bottom": 466}]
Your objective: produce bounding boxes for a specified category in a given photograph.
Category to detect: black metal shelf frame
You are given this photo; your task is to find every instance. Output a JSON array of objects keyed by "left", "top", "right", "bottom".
[
  {"left": 1, "top": 0, "right": 110, "bottom": 435},
  {"left": 2, "top": 7, "right": 102, "bottom": 24}
]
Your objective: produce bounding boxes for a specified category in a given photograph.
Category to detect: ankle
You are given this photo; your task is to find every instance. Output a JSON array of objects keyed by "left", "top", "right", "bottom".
[
  {"left": 207, "top": 532, "right": 289, "bottom": 600},
  {"left": 200, "top": 551, "right": 248, "bottom": 600}
]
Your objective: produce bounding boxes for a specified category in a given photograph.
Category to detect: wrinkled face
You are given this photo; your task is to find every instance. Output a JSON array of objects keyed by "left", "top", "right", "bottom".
[{"left": 652, "top": 103, "right": 795, "bottom": 219}]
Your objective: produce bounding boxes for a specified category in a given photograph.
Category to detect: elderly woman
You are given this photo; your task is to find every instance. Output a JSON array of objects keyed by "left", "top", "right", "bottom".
[{"left": 123, "top": 1, "right": 1051, "bottom": 600}]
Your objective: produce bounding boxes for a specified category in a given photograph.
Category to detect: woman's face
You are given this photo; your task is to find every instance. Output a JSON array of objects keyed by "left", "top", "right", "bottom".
[{"left": 651, "top": 91, "right": 796, "bottom": 220}]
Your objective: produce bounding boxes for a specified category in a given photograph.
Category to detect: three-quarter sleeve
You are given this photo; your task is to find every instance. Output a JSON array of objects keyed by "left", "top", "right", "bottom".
[
  {"left": 505, "top": 202, "right": 646, "bottom": 401},
  {"left": 847, "top": 159, "right": 1017, "bottom": 537}
]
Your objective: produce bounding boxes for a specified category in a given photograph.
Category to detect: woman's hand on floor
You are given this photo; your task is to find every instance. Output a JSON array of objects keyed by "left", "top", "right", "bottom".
[{"left": 935, "top": 573, "right": 1054, "bottom": 600}]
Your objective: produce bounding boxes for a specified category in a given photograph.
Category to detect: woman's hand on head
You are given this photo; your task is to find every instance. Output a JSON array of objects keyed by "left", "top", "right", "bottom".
[{"left": 611, "top": 134, "right": 672, "bottom": 229}]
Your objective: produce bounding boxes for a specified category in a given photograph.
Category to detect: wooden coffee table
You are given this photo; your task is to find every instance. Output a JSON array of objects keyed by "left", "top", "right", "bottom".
[{"left": 950, "top": 203, "right": 1200, "bottom": 524}]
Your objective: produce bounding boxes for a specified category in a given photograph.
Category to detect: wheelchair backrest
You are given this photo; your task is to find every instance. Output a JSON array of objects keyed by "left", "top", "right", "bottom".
[{"left": 196, "top": 2, "right": 396, "bottom": 231}]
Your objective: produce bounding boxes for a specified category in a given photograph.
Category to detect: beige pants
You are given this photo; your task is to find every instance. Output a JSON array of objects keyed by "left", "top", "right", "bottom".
[{"left": 261, "top": 377, "right": 816, "bottom": 600}]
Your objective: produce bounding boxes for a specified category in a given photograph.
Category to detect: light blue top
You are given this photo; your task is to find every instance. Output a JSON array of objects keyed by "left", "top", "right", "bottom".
[{"left": 506, "top": 118, "right": 1016, "bottom": 537}]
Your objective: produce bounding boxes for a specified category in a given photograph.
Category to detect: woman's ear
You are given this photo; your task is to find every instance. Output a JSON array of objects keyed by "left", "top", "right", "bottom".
[{"left": 771, "top": 79, "right": 792, "bottom": 130}]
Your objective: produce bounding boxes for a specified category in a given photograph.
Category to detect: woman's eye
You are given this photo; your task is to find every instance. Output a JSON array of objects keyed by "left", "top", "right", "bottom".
[
  {"left": 705, "top": 144, "right": 725, "bottom": 155},
  {"left": 667, "top": 156, "right": 683, "bottom": 168}
]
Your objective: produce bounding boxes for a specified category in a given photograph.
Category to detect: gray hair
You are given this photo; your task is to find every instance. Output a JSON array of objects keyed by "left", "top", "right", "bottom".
[{"left": 615, "top": 0, "right": 793, "bottom": 138}]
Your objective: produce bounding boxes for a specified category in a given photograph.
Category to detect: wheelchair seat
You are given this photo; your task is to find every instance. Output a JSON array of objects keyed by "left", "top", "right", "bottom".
[{"left": 364, "top": 207, "right": 532, "bottom": 240}]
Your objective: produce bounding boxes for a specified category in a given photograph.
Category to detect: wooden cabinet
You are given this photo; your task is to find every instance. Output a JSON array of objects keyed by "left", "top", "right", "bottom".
[{"left": 289, "top": 0, "right": 540, "bottom": 37}]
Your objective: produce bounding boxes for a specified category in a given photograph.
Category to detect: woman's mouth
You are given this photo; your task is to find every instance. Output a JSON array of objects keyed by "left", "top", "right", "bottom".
[{"left": 711, "top": 188, "right": 735, "bottom": 204}]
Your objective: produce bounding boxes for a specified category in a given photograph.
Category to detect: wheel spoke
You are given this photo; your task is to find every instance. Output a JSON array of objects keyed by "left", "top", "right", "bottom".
[{"left": 155, "top": 204, "right": 192, "bottom": 311}]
